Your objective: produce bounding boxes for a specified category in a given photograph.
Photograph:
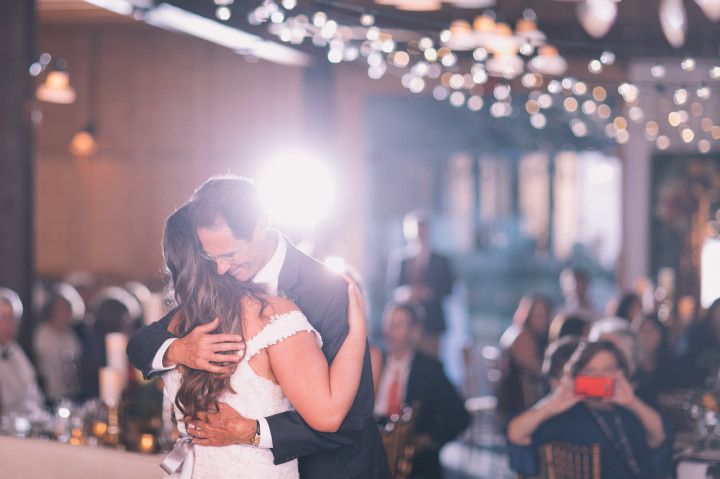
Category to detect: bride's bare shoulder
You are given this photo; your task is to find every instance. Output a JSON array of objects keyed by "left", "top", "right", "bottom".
[
  {"left": 262, "top": 295, "right": 300, "bottom": 319},
  {"left": 240, "top": 295, "right": 299, "bottom": 336}
]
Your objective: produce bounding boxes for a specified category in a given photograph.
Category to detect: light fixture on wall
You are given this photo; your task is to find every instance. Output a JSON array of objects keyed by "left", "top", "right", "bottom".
[
  {"left": 70, "top": 33, "right": 101, "bottom": 158},
  {"left": 70, "top": 123, "right": 98, "bottom": 158},
  {"left": 36, "top": 59, "right": 77, "bottom": 104}
]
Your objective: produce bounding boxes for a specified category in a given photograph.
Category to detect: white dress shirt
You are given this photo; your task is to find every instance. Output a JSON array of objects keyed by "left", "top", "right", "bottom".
[
  {"left": 374, "top": 352, "right": 413, "bottom": 417},
  {"left": 33, "top": 323, "right": 82, "bottom": 400},
  {"left": 153, "top": 232, "right": 287, "bottom": 448},
  {"left": 0, "top": 341, "right": 45, "bottom": 415}
]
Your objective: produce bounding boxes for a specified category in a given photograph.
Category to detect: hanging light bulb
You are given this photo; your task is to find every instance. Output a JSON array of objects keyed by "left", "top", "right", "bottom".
[
  {"left": 659, "top": 0, "right": 687, "bottom": 48},
  {"left": 515, "top": 18, "right": 546, "bottom": 47},
  {"left": 577, "top": 0, "right": 618, "bottom": 39},
  {"left": 445, "top": 20, "right": 476, "bottom": 50},
  {"left": 695, "top": 0, "right": 720, "bottom": 21},
  {"left": 36, "top": 65, "right": 76, "bottom": 104},
  {"left": 69, "top": 123, "right": 98, "bottom": 158},
  {"left": 529, "top": 45, "right": 567, "bottom": 76},
  {"left": 486, "top": 50, "right": 524, "bottom": 79}
]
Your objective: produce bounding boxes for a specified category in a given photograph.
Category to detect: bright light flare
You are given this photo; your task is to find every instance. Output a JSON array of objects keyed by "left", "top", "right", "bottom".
[
  {"left": 257, "top": 151, "right": 335, "bottom": 229},
  {"left": 324, "top": 256, "right": 346, "bottom": 274}
]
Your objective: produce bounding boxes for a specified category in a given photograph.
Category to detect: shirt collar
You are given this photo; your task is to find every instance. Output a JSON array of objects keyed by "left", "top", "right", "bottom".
[
  {"left": 386, "top": 351, "right": 413, "bottom": 370},
  {"left": 253, "top": 232, "right": 287, "bottom": 294}
]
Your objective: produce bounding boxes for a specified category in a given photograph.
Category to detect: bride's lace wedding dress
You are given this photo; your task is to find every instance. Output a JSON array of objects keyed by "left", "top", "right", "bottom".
[{"left": 163, "top": 310, "right": 322, "bottom": 479}]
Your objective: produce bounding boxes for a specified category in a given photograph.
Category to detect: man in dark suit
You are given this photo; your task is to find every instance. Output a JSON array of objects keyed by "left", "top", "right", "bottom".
[
  {"left": 374, "top": 302, "right": 469, "bottom": 479},
  {"left": 126, "top": 176, "right": 390, "bottom": 479},
  {"left": 386, "top": 211, "right": 455, "bottom": 357}
]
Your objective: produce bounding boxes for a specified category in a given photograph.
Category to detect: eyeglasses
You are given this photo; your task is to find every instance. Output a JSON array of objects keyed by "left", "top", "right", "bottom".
[{"left": 199, "top": 248, "right": 244, "bottom": 265}]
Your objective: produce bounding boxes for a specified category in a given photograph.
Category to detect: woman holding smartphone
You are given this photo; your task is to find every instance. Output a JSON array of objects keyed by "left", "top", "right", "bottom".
[{"left": 507, "top": 340, "right": 668, "bottom": 479}]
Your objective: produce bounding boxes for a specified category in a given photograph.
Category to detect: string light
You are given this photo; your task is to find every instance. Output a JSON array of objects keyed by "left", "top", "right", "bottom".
[
  {"left": 449, "top": 91, "right": 466, "bottom": 107},
  {"left": 656, "top": 135, "right": 671, "bottom": 150},
  {"left": 680, "top": 57, "right": 696, "bottom": 71},
  {"left": 582, "top": 99, "right": 597, "bottom": 115},
  {"left": 650, "top": 64, "right": 666, "bottom": 78},
  {"left": 251, "top": 1, "right": 720, "bottom": 152},
  {"left": 681, "top": 127, "right": 695, "bottom": 143},
  {"left": 216, "top": 6, "right": 231, "bottom": 20},
  {"left": 530, "top": 113, "right": 547, "bottom": 129},
  {"left": 467, "top": 95, "right": 484, "bottom": 111}
]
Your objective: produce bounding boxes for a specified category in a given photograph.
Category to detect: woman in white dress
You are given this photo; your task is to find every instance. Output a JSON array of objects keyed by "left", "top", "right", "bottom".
[{"left": 160, "top": 206, "right": 367, "bottom": 479}]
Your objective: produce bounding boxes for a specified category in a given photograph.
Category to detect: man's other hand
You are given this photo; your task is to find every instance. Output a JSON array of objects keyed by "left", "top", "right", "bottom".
[{"left": 164, "top": 318, "right": 245, "bottom": 374}]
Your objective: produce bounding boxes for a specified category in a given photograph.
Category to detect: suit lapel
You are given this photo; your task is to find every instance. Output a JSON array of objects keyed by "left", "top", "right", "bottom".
[
  {"left": 278, "top": 237, "right": 302, "bottom": 301},
  {"left": 405, "top": 352, "right": 421, "bottom": 403}
]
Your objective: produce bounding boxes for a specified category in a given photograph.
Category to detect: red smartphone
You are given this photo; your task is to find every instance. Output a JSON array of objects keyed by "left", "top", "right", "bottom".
[{"left": 574, "top": 376, "right": 614, "bottom": 399}]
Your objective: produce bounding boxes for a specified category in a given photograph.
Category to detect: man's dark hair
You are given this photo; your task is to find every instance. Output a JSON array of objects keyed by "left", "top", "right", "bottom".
[
  {"left": 189, "top": 175, "right": 265, "bottom": 240},
  {"left": 385, "top": 301, "right": 425, "bottom": 328},
  {"left": 565, "top": 340, "right": 631, "bottom": 379}
]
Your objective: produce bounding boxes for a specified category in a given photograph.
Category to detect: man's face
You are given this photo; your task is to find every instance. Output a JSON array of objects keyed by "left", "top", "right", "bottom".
[
  {"left": 50, "top": 298, "right": 73, "bottom": 330},
  {"left": 0, "top": 302, "right": 18, "bottom": 345},
  {"left": 383, "top": 308, "right": 419, "bottom": 354},
  {"left": 197, "top": 219, "right": 267, "bottom": 282}
]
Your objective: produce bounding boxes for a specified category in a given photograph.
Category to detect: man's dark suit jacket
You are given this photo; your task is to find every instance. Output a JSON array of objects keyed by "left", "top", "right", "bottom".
[
  {"left": 127, "top": 241, "right": 390, "bottom": 479},
  {"left": 402, "top": 352, "right": 470, "bottom": 479},
  {"left": 386, "top": 251, "right": 455, "bottom": 333}
]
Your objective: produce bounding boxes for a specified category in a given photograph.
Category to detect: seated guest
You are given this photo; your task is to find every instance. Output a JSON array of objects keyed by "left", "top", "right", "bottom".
[
  {"left": 507, "top": 335, "right": 582, "bottom": 472},
  {"left": 0, "top": 288, "right": 44, "bottom": 415},
  {"left": 507, "top": 340, "right": 668, "bottom": 479},
  {"left": 374, "top": 302, "right": 469, "bottom": 479},
  {"left": 631, "top": 314, "right": 675, "bottom": 406},
  {"left": 680, "top": 297, "right": 720, "bottom": 387},
  {"left": 548, "top": 312, "right": 590, "bottom": 343},
  {"left": 497, "top": 294, "right": 552, "bottom": 418},
  {"left": 33, "top": 282, "right": 85, "bottom": 401}
]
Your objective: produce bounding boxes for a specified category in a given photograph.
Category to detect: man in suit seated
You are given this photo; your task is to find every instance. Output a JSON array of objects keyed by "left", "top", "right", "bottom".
[{"left": 372, "top": 302, "right": 469, "bottom": 479}]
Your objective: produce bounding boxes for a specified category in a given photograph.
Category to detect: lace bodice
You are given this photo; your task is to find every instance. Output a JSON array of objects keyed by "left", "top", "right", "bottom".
[{"left": 163, "top": 310, "right": 322, "bottom": 479}]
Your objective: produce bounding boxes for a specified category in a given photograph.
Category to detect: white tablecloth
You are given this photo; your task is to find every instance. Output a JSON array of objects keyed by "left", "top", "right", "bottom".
[{"left": 0, "top": 436, "right": 162, "bottom": 478}]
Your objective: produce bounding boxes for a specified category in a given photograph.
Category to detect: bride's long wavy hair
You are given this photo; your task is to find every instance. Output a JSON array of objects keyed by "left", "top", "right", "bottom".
[{"left": 162, "top": 205, "right": 266, "bottom": 420}]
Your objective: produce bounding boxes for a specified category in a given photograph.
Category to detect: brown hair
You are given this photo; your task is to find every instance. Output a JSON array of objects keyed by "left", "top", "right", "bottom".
[
  {"left": 189, "top": 175, "right": 264, "bottom": 241},
  {"left": 565, "top": 340, "right": 631, "bottom": 379},
  {"left": 163, "top": 205, "right": 266, "bottom": 420}
]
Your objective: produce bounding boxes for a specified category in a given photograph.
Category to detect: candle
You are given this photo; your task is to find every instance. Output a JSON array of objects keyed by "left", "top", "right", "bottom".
[
  {"left": 99, "top": 367, "right": 122, "bottom": 407},
  {"left": 139, "top": 434, "right": 155, "bottom": 453},
  {"left": 105, "top": 333, "right": 128, "bottom": 387},
  {"left": 93, "top": 421, "right": 108, "bottom": 437}
]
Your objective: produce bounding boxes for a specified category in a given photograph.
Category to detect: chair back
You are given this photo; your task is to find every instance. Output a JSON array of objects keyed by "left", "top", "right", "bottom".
[
  {"left": 540, "top": 442, "right": 601, "bottom": 479},
  {"left": 379, "top": 406, "right": 417, "bottom": 479}
]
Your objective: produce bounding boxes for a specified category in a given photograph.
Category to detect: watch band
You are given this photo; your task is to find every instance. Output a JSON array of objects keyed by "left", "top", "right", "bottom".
[{"left": 251, "top": 420, "right": 261, "bottom": 447}]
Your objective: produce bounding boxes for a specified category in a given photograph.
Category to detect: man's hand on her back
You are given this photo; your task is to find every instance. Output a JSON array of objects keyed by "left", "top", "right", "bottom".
[{"left": 164, "top": 318, "right": 245, "bottom": 374}]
